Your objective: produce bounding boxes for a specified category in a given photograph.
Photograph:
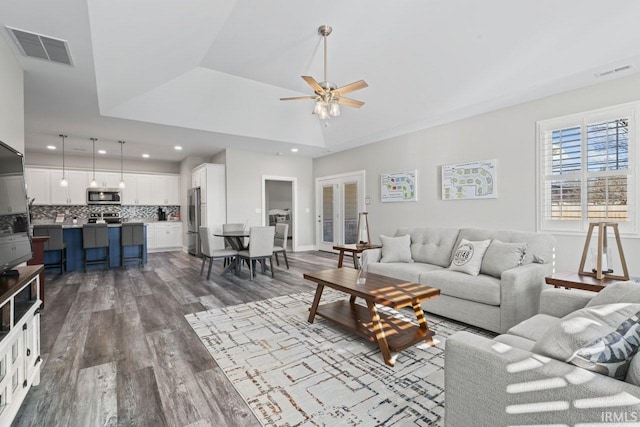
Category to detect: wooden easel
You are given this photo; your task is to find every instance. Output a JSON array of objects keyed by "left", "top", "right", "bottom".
[{"left": 578, "top": 222, "right": 629, "bottom": 280}]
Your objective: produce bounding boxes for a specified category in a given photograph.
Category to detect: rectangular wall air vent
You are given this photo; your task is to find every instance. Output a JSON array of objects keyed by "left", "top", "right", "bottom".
[
  {"left": 594, "top": 65, "right": 631, "bottom": 78},
  {"left": 6, "top": 27, "right": 73, "bottom": 66}
]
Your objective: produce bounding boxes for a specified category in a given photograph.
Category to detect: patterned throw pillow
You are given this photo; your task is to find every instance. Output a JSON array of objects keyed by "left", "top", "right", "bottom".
[
  {"left": 569, "top": 311, "right": 640, "bottom": 380},
  {"left": 448, "top": 239, "right": 491, "bottom": 276}
]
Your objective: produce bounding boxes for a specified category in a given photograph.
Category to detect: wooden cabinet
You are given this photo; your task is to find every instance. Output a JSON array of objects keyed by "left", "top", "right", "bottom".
[
  {"left": 147, "top": 222, "right": 183, "bottom": 252},
  {"left": 24, "top": 168, "right": 49, "bottom": 205},
  {"left": 0, "top": 176, "right": 27, "bottom": 215},
  {"left": 94, "top": 172, "right": 121, "bottom": 188},
  {"left": 0, "top": 266, "right": 42, "bottom": 427}
]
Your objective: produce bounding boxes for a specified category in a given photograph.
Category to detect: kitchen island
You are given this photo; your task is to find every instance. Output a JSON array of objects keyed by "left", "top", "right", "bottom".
[{"left": 43, "top": 224, "right": 147, "bottom": 271}]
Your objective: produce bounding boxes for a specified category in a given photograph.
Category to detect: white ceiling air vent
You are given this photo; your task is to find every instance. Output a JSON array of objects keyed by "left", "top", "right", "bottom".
[
  {"left": 6, "top": 27, "right": 73, "bottom": 66},
  {"left": 594, "top": 65, "right": 631, "bottom": 78}
]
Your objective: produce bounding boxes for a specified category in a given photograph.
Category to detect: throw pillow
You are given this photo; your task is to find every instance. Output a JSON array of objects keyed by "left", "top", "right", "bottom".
[
  {"left": 480, "top": 240, "right": 527, "bottom": 278},
  {"left": 532, "top": 303, "right": 640, "bottom": 380},
  {"left": 448, "top": 239, "right": 491, "bottom": 276},
  {"left": 625, "top": 352, "right": 640, "bottom": 385},
  {"left": 380, "top": 234, "right": 413, "bottom": 263},
  {"left": 586, "top": 280, "right": 640, "bottom": 307}
]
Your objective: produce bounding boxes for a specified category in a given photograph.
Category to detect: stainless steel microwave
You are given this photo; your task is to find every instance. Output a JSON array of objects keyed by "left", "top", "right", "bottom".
[{"left": 86, "top": 188, "right": 122, "bottom": 205}]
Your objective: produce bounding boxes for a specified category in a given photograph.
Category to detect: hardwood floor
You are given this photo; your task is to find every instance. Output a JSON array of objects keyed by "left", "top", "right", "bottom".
[{"left": 12, "top": 250, "right": 339, "bottom": 427}]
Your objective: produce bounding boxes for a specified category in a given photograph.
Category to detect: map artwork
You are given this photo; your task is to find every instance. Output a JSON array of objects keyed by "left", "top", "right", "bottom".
[
  {"left": 380, "top": 170, "right": 417, "bottom": 203},
  {"left": 442, "top": 159, "right": 497, "bottom": 200}
]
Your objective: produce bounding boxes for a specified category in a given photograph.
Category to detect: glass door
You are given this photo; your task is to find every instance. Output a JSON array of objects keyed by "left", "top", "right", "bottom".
[{"left": 316, "top": 171, "right": 365, "bottom": 252}]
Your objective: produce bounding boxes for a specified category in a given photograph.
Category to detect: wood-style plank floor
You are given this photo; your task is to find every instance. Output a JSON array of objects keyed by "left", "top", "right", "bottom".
[{"left": 12, "top": 250, "right": 339, "bottom": 427}]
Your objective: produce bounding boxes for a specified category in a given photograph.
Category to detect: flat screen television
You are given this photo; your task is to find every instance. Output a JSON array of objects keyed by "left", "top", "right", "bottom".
[{"left": 0, "top": 140, "right": 32, "bottom": 275}]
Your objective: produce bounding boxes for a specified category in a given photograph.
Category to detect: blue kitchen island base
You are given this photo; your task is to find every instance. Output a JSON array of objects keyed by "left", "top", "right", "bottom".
[{"left": 44, "top": 226, "right": 148, "bottom": 272}]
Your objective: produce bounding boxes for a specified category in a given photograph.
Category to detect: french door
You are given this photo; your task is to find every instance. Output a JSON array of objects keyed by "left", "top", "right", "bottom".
[{"left": 316, "top": 171, "right": 365, "bottom": 252}]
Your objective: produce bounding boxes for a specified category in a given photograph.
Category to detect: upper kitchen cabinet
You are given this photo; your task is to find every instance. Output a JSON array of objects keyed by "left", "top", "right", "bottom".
[
  {"left": 25, "top": 168, "right": 49, "bottom": 205},
  {"left": 94, "top": 172, "right": 122, "bottom": 188},
  {"left": 161, "top": 175, "right": 180, "bottom": 205},
  {"left": 122, "top": 174, "right": 178, "bottom": 205},
  {"left": 0, "top": 175, "right": 27, "bottom": 214},
  {"left": 49, "top": 170, "right": 89, "bottom": 205}
]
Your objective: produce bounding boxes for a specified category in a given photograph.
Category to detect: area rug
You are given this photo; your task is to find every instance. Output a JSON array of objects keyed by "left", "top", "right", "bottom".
[{"left": 185, "top": 291, "right": 494, "bottom": 426}]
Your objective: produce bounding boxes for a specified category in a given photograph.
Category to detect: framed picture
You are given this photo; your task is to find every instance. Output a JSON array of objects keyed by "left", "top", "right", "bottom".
[
  {"left": 441, "top": 159, "right": 497, "bottom": 200},
  {"left": 381, "top": 170, "right": 417, "bottom": 203}
]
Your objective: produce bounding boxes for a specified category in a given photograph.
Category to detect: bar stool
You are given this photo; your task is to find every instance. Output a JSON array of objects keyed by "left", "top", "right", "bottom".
[
  {"left": 121, "top": 223, "right": 145, "bottom": 268},
  {"left": 33, "top": 224, "right": 67, "bottom": 274},
  {"left": 82, "top": 223, "right": 110, "bottom": 272}
]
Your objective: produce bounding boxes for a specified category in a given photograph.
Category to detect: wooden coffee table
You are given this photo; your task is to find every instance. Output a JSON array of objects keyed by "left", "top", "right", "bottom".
[{"left": 303, "top": 268, "right": 440, "bottom": 367}]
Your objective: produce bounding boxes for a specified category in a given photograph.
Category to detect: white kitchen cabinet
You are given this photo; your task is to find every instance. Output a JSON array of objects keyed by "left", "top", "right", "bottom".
[
  {"left": 94, "top": 172, "right": 121, "bottom": 188},
  {"left": 191, "top": 164, "right": 225, "bottom": 251},
  {"left": 24, "top": 168, "right": 49, "bottom": 205},
  {"left": 163, "top": 175, "right": 180, "bottom": 205},
  {"left": 122, "top": 174, "right": 153, "bottom": 205},
  {"left": 147, "top": 222, "right": 182, "bottom": 252},
  {"left": 0, "top": 266, "right": 42, "bottom": 427},
  {"left": 0, "top": 176, "right": 27, "bottom": 215},
  {"left": 49, "top": 170, "right": 88, "bottom": 205}
]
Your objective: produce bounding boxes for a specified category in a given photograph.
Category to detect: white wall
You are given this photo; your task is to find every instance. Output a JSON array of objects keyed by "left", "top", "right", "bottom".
[
  {"left": 24, "top": 151, "right": 180, "bottom": 173},
  {"left": 0, "top": 34, "right": 24, "bottom": 153},
  {"left": 225, "top": 149, "right": 314, "bottom": 249},
  {"left": 314, "top": 72, "right": 640, "bottom": 275}
]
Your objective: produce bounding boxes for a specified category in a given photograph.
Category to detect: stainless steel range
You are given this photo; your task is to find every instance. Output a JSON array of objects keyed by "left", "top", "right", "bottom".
[{"left": 88, "top": 212, "right": 121, "bottom": 224}]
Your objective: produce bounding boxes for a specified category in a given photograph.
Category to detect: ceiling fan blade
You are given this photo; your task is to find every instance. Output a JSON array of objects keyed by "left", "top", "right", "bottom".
[
  {"left": 280, "top": 96, "right": 317, "bottom": 101},
  {"left": 301, "top": 76, "right": 325, "bottom": 94},
  {"left": 334, "top": 80, "right": 368, "bottom": 96},
  {"left": 337, "top": 97, "right": 365, "bottom": 108}
]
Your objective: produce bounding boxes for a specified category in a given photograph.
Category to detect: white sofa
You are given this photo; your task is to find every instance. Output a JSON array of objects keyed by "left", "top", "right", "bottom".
[{"left": 361, "top": 227, "right": 556, "bottom": 334}]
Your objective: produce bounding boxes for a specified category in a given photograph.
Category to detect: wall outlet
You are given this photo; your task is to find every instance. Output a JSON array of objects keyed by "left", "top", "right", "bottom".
[
  {"left": 255, "top": 208, "right": 261, "bottom": 213},
  {"left": 305, "top": 207, "right": 310, "bottom": 213},
  {"left": 365, "top": 197, "right": 370, "bottom": 205}
]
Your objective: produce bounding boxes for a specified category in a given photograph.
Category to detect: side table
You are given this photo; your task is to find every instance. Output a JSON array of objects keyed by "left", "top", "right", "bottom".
[
  {"left": 545, "top": 271, "right": 638, "bottom": 293},
  {"left": 332, "top": 244, "right": 382, "bottom": 269}
]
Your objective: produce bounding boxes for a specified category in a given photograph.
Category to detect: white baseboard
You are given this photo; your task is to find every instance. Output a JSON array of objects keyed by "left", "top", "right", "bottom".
[{"left": 294, "top": 245, "right": 317, "bottom": 252}]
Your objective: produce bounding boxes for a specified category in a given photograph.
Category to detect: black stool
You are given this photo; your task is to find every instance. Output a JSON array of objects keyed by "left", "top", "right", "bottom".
[
  {"left": 121, "top": 223, "right": 145, "bottom": 268},
  {"left": 33, "top": 224, "right": 67, "bottom": 274},
  {"left": 82, "top": 224, "right": 110, "bottom": 272}
]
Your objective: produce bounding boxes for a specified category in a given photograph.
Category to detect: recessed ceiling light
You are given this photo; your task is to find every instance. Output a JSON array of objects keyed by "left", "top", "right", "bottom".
[
  {"left": 98, "top": 150, "right": 106, "bottom": 154},
  {"left": 47, "top": 145, "right": 56, "bottom": 150},
  {"left": 291, "top": 148, "right": 299, "bottom": 152},
  {"left": 174, "top": 146, "right": 182, "bottom": 151},
  {"left": 142, "top": 153, "right": 150, "bottom": 158}
]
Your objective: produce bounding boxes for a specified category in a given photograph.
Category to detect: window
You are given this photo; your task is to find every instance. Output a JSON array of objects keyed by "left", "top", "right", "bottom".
[{"left": 537, "top": 103, "right": 637, "bottom": 234}]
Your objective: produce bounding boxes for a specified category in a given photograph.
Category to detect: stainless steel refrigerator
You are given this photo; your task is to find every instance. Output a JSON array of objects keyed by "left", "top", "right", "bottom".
[{"left": 187, "top": 187, "right": 201, "bottom": 256}]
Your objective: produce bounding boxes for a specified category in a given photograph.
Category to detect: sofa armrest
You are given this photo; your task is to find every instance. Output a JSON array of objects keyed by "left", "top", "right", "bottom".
[
  {"left": 360, "top": 248, "right": 381, "bottom": 270},
  {"left": 539, "top": 286, "right": 594, "bottom": 318},
  {"left": 499, "top": 262, "right": 552, "bottom": 333},
  {"left": 445, "top": 331, "right": 640, "bottom": 427}
]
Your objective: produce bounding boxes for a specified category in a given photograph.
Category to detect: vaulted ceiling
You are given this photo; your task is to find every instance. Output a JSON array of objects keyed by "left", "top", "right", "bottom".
[{"left": 2, "top": 0, "right": 640, "bottom": 161}]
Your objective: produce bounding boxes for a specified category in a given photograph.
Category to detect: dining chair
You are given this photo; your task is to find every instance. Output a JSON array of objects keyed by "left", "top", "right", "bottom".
[
  {"left": 222, "top": 223, "right": 245, "bottom": 266},
  {"left": 238, "top": 226, "right": 275, "bottom": 281},
  {"left": 199, "top": 226, "right": 237, "bottom": 279},
  {"left": 273, "top": 223, "right": 289, "bottom": 269},
  {"left": 33, "top": 224, "right": 67, "bottom": 274}
]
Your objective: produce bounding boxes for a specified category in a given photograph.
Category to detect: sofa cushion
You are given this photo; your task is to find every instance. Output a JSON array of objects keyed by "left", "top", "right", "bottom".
[
  {"left": 452, "top": 228, "right": 555, "bottom": 266},
  {"left": 449, "top": 239, "right": 491, "bottom": 276},
  {"left": 480, "top": 240, "right": 527, "bottom": 278},
  {"left": 395, "top": 227, "right": 460, "bottom": 268},
  {"left": 419, "top": 270, "right": 501, "bottom": 306},
  {"left": 507, "top": 314, "right": 560, "bottom": 342},
  {"left": 380, "top": 234, "right": 413, "bottom": 263},
  {"left": 367, "top": 262, "right": 443, "bottom": 283},
  {"left": 493, "top": 334, "right": 536, "bottom": 352},
  {"left": 533, "top": 303, "right": 640, "bottom": 380},
  {"left": 626, "top": 353, "right": 640, "bottom": 385},
  {"left": 586, "top": 280, "right": 640, "bottom": 307}
]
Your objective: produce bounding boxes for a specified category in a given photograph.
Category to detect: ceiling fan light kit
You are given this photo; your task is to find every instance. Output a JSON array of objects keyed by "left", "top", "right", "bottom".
[{"left": 280, "top": 25, "right": 367, "bottom": 121}]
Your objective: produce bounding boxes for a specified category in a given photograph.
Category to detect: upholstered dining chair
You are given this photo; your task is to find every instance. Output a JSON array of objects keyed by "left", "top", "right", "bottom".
[
  {"left": 199, "top": 226, "right": 237, "bottom": 279},
  {"left": 33, "top": 224, "right": 67, "bottom": 274},
  {"left": 222, "top": 223, "right": 245, "bottom": 266},
  {"left": 273, "top": 223, "right": 289, "bottom": 269},
  {"left": 238, "top": 226, "right": 275, "bottom": 281}
]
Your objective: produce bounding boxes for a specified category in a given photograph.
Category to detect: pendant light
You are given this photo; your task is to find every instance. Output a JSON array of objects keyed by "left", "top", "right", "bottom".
[
  {"left": 59, "top": 134, "right": 68, "bottom": 187},
  {"left": 89, "top": 137, "right": 98, "bottom": 187},
  {"left": 118, "top": 140, "right": 126, "bottom": 188}
]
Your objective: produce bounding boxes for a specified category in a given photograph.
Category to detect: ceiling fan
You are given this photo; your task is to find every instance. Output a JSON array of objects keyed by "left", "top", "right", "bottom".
[{"left": 280, "top": 25, "right": 368, "bottom": 120}]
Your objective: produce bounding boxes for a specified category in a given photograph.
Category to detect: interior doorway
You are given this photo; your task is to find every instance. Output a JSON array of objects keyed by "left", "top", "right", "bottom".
[
  {"left": 315, "top": 170, "right": 366, "bottom": 252},
  {"left": 262, "top": 176, "right": 296, "bottom": 251}
]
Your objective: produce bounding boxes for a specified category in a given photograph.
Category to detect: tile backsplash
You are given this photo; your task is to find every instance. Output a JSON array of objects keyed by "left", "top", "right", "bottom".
[{"left": 30, "top": 205, "right": 180, "bottom": 221}]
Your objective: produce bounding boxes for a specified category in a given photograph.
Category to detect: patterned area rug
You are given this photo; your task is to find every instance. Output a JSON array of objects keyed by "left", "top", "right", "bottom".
[{"left": 186, "top": 291, "right": 493, "bottom": 426}]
